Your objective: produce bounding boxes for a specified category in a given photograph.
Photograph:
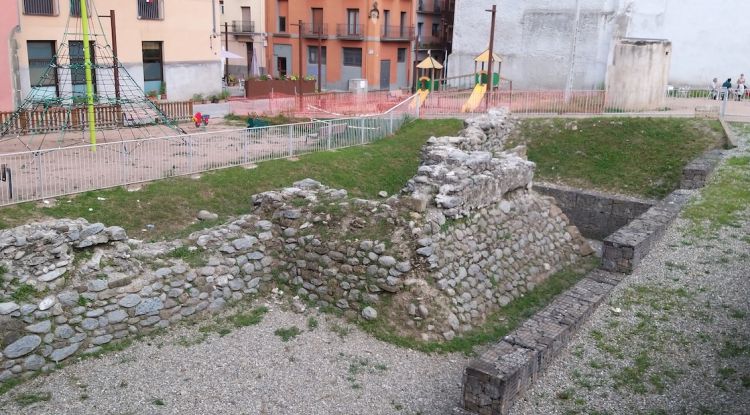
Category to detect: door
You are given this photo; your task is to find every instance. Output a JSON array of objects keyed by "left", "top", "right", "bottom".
[
  {"left": 380, "top": 60, "right": 391, "bottom": 90},
  {"left": 241, "top": 7, "right": 252, "bottom": 32},
  {"left": 347, "top": 9, "right": 359, "bottom": 35},
  {"left": 277, "top": 57, "right": 287, "bottom": 77},
  {"left": 312, "top": 8, "right": 323, "bottom": 34}
]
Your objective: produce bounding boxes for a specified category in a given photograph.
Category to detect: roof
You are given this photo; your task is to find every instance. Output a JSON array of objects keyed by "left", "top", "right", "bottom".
[
  {"left": 416, "top": 56, "right": 444, "bottom": 69},
  {"left": 474, "top": 49, "right": 502, "bottom": 63}
]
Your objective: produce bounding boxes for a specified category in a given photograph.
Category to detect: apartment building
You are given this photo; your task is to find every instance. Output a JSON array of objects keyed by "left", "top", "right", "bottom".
[
  {"left": 415, "top": 0, "right": 453, "bottom": 69},
  {"left": 3, "top": 0, "right": 222, "bottom": 109},
  {"left": 0, "top": 1, "right": 20, "bottom": 111},
  {"left": 265, "top": 0, "right": 414, "bottom": 91},
  {"left": 218, "top": 0, "right": 267, "bottom": 79}
]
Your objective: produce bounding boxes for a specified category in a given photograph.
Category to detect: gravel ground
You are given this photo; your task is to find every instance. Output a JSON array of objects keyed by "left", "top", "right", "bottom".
[
  {"left": 511, "top": 127, "right": 750, "bottom": 415},
  {"left": 0, "top": 305, "right": 470, "bottom": 415}
]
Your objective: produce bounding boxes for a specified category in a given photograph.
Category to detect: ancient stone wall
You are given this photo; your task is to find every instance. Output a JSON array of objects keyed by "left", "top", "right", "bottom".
[{"left": 0, "top": 108, "right": 590, "bottom": 382}]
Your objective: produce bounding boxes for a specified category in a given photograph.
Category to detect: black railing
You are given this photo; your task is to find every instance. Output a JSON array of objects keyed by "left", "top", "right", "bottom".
[
  {"left": 232, "top": 20, "right": 256, "bottom": 33},
  {"left": 382, "top": 25, "right": 413, "bottom": 41},
  {"left": 24, "top": 0, "right": 56, "bottom": 16},
  {"left": 137, "top": 0, "right": 161, "bottom": 20},
  {"left": 301, "top": 23, "right": 328, "bottom": 38},
  {"left": 336, "top": 23, "right": 363, "bottom": 39}
]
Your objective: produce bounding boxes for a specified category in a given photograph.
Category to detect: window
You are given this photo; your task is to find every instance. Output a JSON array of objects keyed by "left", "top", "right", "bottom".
[
  {"left": 383, "top": 10, "right": 390, "bottom": 27},
  {"left": 347, "top": 9, "right": 359, "bottom": 34},
  {"left": 343, "top": 47, "right": 362, "bottom": 67},
  {"left": 397, "top": 48, "right": 406, "bottom": 63},
  {"left": 142, "top": 41, "right": 163, "bottom": 82},
  {"left": 279, "top": 16, "right": 287, "bottom": 32},
  {"left": 219, "top": 0, "right": 224, "bottom": 14},
  {"left": 70, "top": 1, "right": 90, "bottom": 17},
  {"left": 400, "top": 12, "right": 407, "bottom": 29},
  {"left": 69, "top": 41, "right": 97, "bottom": 94},
  {"left": 137, "top": 0, "right": 161, "bottom": 20},
  {"left": 23, "top": 0, "right": 56, "bottom": 16},
  {"left": 417, "top": 22, "right": 423, "bottom": 37},
  {"left": 308, "top": 46, "right": 327, "bottom": 64},
  {"left": 27, "top": 41, "right": 57, "bottom": 89},
  {"left": 432, "top": 23, "right": 440, "bottom": 36}
]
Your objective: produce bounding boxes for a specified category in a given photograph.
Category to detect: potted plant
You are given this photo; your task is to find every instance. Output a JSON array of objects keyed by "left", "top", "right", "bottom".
[
  {"left": 147, "top": 89, "right": 158, "bottom": 102},
  {"left": 159, "top": 82, "right": 167, "bottom": 100}
]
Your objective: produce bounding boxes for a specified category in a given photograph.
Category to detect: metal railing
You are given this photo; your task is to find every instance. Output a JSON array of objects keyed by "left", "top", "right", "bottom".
[
  {"left": 336, "top": 24, "right": 363, "bottom": 39},
  {"left": 137, "top": 0, "right": 161, "bottom": 20},
  {"left": 24, "top": 0, "right": 57, "bottom": 15},
  {"left": 0, "top": 95, "right": 419, "bottom": 206},
  {"left": 417, "top": 0, "right": 443, "bottom": 14},
  {"left": 417, "top": 34, "right": 448, "bottom": 48},
  {"left": 231, "top": 20, "right": 256, "bottom": 33},
  {"left": 382, "top": 25, "right": 413, "bottom": 41},
  {"left": 301, "top": 23, "right": 328, "bottom": 38}
]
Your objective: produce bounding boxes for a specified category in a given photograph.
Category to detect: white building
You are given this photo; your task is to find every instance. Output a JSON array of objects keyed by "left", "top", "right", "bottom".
[{"left": 449, "top": 0, "right": 750, "bottom": 89}]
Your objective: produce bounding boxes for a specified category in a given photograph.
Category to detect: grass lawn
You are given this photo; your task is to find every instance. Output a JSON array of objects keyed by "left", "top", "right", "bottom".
[
  {"left": 0, "top": 119, "right": 462, "bottom": 240},
  {"left": 509, "top": 118, "right": 727, "bottom": 198}
]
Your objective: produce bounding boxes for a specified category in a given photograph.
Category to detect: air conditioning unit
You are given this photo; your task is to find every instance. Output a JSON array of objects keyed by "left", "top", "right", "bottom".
[{"left": 349, "top": 79, "right": 368, "bottom": 93}]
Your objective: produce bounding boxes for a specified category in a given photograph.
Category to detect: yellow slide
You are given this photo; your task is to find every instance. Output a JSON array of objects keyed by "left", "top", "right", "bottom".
[
  {"left": 461, "top": 84, "right": 487, "bottom": 112},
  {"left": 411, "top": 89, "right": 430, "bottom": 109}
]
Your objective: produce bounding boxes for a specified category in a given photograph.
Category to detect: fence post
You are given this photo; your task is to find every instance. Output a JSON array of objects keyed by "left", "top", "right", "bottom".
[
  {"left": 121, "top": 142, "right": 128, "bottom": 184},
  {"left": 720, "top": 87, "right": 728, "bottom": 119},
  {"left": 288, "top": 125, "right": 294, "bottom": 157},
  {"left": 35, "top": 152, "right": 43, "bottom": 199},
  {"left": 389, "top": 111, "right": 394, "bottom": 135},
  {"left": 360, "top": 118, "right": 365, "bottom": 145}
]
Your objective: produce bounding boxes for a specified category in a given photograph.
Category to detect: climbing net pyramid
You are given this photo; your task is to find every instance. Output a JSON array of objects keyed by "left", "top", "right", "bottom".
[{"left": 0, "top": 0, "right": 184, "bottom": 152}]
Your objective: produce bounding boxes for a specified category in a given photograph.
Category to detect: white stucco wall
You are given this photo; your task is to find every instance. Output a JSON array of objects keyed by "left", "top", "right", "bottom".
[{"left": 449, "top": 0, "right": 750, "bottom": 89}]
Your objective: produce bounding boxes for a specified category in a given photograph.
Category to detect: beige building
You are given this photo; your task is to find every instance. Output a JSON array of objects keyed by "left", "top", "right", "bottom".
[
  {"left": 218, "top": 0, "right": 267, "bottom": 79},
  {"left": 12, "top": 0, "right": 222, "bottom": 102}
]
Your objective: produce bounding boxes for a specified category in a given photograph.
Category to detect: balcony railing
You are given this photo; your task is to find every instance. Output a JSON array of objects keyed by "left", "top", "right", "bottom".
[
  {"left": 336, "top": 24, "right": 363, "bottom": 40},
  {"left": 301, "top": 23, "right": 328, "bottom": 38},
  {"left": 381, "top": 25, "right": 413, "bottom": 41},
  {"left": 24, "top": 0, "right": 57, "bottom": 16},
  {"left": 137, "top": 0, "right": 162, "bottom": 20},
  {"left": 232, "top": 20, "right": 256, "bottom": 33},
  {"left": 418, "top": 34, "right": 449, "bottom": 47},
  {"left": 417, "top": 0, "right": 443, "bottom": 14}
]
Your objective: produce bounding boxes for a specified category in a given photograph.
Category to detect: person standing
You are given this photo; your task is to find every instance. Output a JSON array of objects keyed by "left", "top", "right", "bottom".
[
  {"left": 739, "top": 74, "right": 747, "bottom": 100},
  {"left": 710, "top": 77, "right": 720, "bottom": 99}
]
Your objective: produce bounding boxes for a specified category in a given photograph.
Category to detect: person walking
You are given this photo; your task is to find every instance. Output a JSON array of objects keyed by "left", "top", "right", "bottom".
[{"left": 722, "top": 78, "right": 732, "bottom": 100}]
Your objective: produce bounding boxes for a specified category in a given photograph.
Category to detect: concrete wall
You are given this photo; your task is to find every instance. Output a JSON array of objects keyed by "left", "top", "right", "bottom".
[
  {"left": 606, "top": 38, "right": 671, "bottom": 111},
  {"left": 449, "top": 0, "right": 750, "bottom": 89},
  {"left": 0, "top": 1, "right": 19, "bottom": 111}
]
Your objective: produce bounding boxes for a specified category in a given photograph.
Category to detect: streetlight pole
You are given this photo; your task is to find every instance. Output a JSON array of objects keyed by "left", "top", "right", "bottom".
[
  {"left": 224, "top": 22, "right": 229, "bottom": 82},
  {"left": 485, "top": 4, "right": 497, "bottom": 110},
  {"left": 317, "top": 30, "right": 322, "bottom": 92}
]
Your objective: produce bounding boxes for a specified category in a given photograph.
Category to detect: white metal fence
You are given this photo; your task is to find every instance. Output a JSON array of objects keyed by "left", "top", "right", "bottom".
[{"left": 0, "top": 95, "right": 418, "bottom": 206}]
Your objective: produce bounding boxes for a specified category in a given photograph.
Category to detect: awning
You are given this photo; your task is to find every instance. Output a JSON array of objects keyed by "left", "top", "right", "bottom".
[
  {"left": 220, "top": 48, "right": 243, "bottom": 59},
  {"left": 474, "top": 49, "right": 502, "bottom": 63}
]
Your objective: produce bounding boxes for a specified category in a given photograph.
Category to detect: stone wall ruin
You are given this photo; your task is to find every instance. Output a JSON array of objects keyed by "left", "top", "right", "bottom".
[{"left": 0, "top": 108, "right": 591, "bottom": 382}]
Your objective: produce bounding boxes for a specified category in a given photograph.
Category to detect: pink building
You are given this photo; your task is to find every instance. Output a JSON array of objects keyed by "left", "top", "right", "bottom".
[{"left": 0, "top": 1, "right": 20, "bottom": 111}]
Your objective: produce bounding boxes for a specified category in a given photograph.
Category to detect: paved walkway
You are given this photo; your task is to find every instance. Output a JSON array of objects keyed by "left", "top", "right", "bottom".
[{"left": 511, "top": 125, "right": 750, "bottom": 414}]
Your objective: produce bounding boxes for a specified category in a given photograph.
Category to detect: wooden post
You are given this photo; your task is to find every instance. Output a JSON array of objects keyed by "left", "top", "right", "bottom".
[{"left": 485, "top": 4, "right": 497, "bottom": 110}]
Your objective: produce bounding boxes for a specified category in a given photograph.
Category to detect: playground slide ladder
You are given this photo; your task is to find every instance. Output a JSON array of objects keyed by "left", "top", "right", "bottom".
[{"left": 461, "top": 84, "right": 487, "bottom": 113}]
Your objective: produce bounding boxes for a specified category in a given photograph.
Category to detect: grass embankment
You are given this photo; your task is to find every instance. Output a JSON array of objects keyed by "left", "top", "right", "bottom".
[
  {"left": 509, "top": 118, "right": 727, "bottom": 199},
  {"left": 683, "top": 136, "right": 750, "bottom": 233},
  {"left": 0, "top": 119, "right": 462, "bottom": 239}
]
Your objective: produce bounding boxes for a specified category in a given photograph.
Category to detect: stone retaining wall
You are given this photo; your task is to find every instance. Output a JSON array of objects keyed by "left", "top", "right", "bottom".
[
  {"left": 534, "top": 183, "right": 655, "bottom": 240},
  {"left": 680, "top": 149, "right": 723, "bottom": 189},
  {"left": 600, "top": 190, "right": 691, "bottom": 273},
  {"left": 462, "top": 269, "right": 625, "bottom": 415}
]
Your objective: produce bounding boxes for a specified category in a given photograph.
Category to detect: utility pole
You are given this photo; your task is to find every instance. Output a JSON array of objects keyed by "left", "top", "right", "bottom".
[
  {"left": 99, "top": 10, "right": 120, "bottom": 100},
  {"left": 290, "top": 20, "right": 304, "bottom": 108},
  {"left": 224, "top": 22, "right": 229, "bottom": 82},
  {"left": 484, "top": 5, "right": 497, "bottom": 110}
]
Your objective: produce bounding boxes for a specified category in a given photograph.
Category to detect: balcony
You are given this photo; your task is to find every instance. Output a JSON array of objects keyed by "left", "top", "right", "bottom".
[
  {"left": 336, "top": 24, "right": 363, "bottom": 40},
  {"left": 417, "top": 34, "right": 449, "bottom": 48},
  {"left": 381, "top": 25, "right": 413, "bottom": 42},
  {"left": 301, "top": 23, "right": 328, "bottom": 39},
  {"left": 231, "top": 20, "right": 256, "bottom": 34},
  {"left": 417, "top": 0, "right": 443, "bottom": 14},
  {"left": 23, "top": 0, "right": 57, "bottom": 16}
]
